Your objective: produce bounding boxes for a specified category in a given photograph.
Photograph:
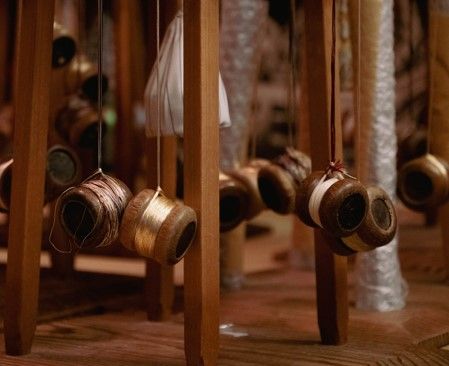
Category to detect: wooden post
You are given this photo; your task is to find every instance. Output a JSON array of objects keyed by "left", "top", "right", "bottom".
[
  {"left": 144, "top": 0, "right": 180, "bottom": 321},
  {"left": 4, "top": 0, "right": 54, "bottom": 355},
  {"left": 183, "top": 0, "right": 219, "bottom": 364},
  {"left": 113, "top": 0, "right": 146, "bottom": 188},
  {"left": 303, "top": 0, "right": 348, "bottom": 345},
  {"left": 0, "top": 0, "right": 14, "bottom": 105}
]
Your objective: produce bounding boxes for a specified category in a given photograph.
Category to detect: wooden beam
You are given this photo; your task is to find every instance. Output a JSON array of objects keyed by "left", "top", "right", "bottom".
[
  {"left": 113, "top": 0, "right": 146, "bottom": 188},
  {"left": 303, "top": 0, "right": 348, "bottom": 345},
  {"left": 4, "top": 0, "right": 54, "bottom": 355},
  {"left": 183, "top": 0, "right": 220, "bottom": 364},
  {"left": 144, "top": 0, "right": 179, "bottom": 321}
]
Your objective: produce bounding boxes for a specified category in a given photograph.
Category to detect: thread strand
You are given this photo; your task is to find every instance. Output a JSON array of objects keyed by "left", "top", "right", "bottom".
[
  {"left": 97, "top": 0, "right": 103, "bottom": 170},
  {"left": 330, "top": 0, "right": 337, "bottom": 163}
]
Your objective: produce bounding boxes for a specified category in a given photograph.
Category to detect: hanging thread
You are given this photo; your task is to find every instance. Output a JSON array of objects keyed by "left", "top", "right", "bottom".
[
  {"left": 97, "top": 0, "right": 103, "bottom": 169},
  {"left": 330, "top": 0, "right": 337, "bottom": 164},
  {"left": 288, "top": 0, "right": 297, "bottom": 148}
]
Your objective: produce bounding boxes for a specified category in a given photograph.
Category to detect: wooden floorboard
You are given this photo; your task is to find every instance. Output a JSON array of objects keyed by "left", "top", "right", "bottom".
[{"left": 1, "top": 224, "right": 449, "bottom": 364}]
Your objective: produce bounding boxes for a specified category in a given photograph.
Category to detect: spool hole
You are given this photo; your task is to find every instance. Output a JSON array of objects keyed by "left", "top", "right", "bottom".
[
  {"left": 258, "top": 175, "right": 286, "bottom": 213},
  {"left": 220, "top": 193, "right": 245, "bottom": 230},
  {"left": 52, "top": 36, "right": 76, "bottom": 68},
  {"left": 338, "top": 192, "right": 366, "bottom": 231},
  {"left": 175, "top": 221, "right": 196, "bottom": 260},
  {"left": 371, "top": 198, "right": 391, "bottom": 230},
  {"left": 404, "top": 171, "right": 433, "bottom": 202},
  {"left": 82, "top": 75, "right": 109, "bottom": 101},
  {"left": 62, "top": 201, "right": 95, "bottom": 243}
]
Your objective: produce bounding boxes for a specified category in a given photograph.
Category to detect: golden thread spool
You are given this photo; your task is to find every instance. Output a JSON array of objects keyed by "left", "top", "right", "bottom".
[
  {"left": 397, "top": 154, "right": 449, "bottom": 211},
  {"left": 228, "top": 159, "right": 270, "bottom": 220},
  {"left": 56, "top": 96, "right": 105, "bottom": 148},
  {"left": 53, "top": 22, "right": 77, "bottom": 68},
  {"left": 295, "top": 170, "right": 369, "bottom": 237},
  {"left": 258, "top": 147, "right": 311, "bottom": 214},
  {"left": 0, "top": 158, "right": 13, "bottom": 212},
  {"left": 219, "top": 172, "right": 249, "bottom": 232},
  {"left": 119, "top": 188, "right": 197, "bottom": 265},
  {"left": 57, "top": 173, "right": 132, "bottom": 249},
  {"left": 45, "top": 145, "right": 82, "bottom": 202},
  {"left": 338, "top": 186, "right": 397, "bottom": 254},
  {"left": 65, "top": 55, "right": 109, "bottom": 101}
]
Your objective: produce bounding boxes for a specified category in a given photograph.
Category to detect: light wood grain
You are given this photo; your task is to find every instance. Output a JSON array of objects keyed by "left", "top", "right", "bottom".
[
  {"left": 144, "top": 0, "right": 180, "bottom": 322},
  {"left": 4, "top": 0, "right": 55, "bottom": 355},
  {"left": 113, "top": 0, "right": 146, "bottom": 188},
  {"left": 183, "top": 0, "right": 220, "bottom": 364},
  {"left": 303, "top": 0, "right": 348, "bottom": 345}
]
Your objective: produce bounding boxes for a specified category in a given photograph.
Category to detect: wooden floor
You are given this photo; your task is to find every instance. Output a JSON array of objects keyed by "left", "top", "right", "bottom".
[{"left": 1, "top": 223, "right": 449, "bottom": 365}]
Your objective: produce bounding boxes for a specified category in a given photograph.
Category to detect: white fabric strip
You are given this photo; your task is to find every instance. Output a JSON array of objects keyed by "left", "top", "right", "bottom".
[{"left": 308, "top": 176, "right": 339, "bottom": 227}]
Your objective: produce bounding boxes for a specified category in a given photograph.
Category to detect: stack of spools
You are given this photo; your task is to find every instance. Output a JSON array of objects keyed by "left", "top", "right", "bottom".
[{"left": 295, "top": 164, "right": 397, "bottom": 256}]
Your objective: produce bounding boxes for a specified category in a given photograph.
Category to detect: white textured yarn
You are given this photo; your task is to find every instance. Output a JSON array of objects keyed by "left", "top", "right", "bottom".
[
  {"left": 144, "top": 11, "right": 231, "bottom": 137},
  {"left": 308, "top": 176, "right": 339, "bottom": 227}
]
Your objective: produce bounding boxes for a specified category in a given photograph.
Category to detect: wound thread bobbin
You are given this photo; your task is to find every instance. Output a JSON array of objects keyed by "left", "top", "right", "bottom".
[
  {"left": 397, "top": 154, "right": 449, "bottom": 211},
  {"left": 228, "top": 159, "right": 270, "bottom": 220},
  {"left": 219, "top": 172, "right": 249, "bottom": 232},
  {"left": 296, "top": 170, "right": 368, "bottom": 237},
  {"left": 53, "top": 22, "right": 77, "bottom": 68},
  {"left": 119, "top": 188, "right": 197, "bottom": 265},
  {"left": 57, "top": 173, "right": 132, "bottom": 249},
  {"left": 258, "top": 148, "right": 311, "bottom": 214},
  {"left": 338, "top": 186, "right": 397, "bottom": 255}
]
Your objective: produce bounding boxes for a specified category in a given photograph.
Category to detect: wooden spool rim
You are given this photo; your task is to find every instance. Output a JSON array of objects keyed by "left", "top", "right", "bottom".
[
  {"left": 258, "top": 164, "right": 296, "bottom": 214},
  {"left": 319, "top": 178, "right": 368, "bottom": 237},
  {"left": 0, "top": 159, "right": 13, "bottom": 212},
  {"left": 397, "top": 154, "right": 449, "bottom": 211},
  {"left": 342, "top": 186, "right": 397, "bottom": 252},
  {"left": 219, "top": 174, "right": 249, "bottom": 232},
  {"left": 46, "top": 145, "right": 82, "bottom": 192},
  {"left": 52, "top": 23, "right": 76, "bottom": 68},
  {"left": 229, "top": 162, "right": 268, "bottom": 220}
]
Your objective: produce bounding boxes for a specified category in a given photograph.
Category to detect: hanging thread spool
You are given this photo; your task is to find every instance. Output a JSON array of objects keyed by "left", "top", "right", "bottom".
[
  {"left": 0, "top": 158, "right": 12, "bottom": 212},
  {"left": 45, "top": 145, "right": 82, "bottom": 201},
  {"left": 228, "top": 159, "right": 270, "bottom": 220},
  {"left": 295, "top": 169, "right": 368, "bottom": 237},
  {"left": 65, "top": 54, "right": 109, "bottom": 101},
  {"left": 219, "top": 172, "right": 249, "bottom": 232},
  {"left": 397, "top": 154, "right": 449, "bottom": 211},
  {"left": 53, "top": 22, "right": 77, "bottom": 68},
  {"left": 257, "top": 147, "right": 311, "bottom": 214},
  {"left": 56, "top": 96, "right": 105, "bottom": 148},
  {"left": 57, "top": 172, "right": 131, "bottom": 249},
  {"left": 338, "top": 186, "right": 397, "bottom": 255},
  {"left": 119, "top": 189, "right": 197, "bottom": 265}
]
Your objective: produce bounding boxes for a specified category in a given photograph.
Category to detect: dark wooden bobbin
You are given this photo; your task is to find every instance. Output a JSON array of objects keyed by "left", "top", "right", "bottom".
[
  {"left": 398, "top": 128, "right": 427, "bottom": 167},
  {"left": 295, "top": 170, "right": 369, "bottom": 237},
  {"left": 258, "top": 147, "right": 311, "bottom": 214},
  {"left": 44, "top": 145, "right": 82, "bottom": 202},
  {"left": 0, "top": 158, "right": 13, "bottom": 212},
  {"left": 336, "top": 186, "right": 397, "bottom": 255},
  {"left": 219, "top": 172, "right": 249, "bottom": 232},
  {"left": 397, "top": 154, "right": 449, "bottom": 211},
  {"left": 57, "top": 174, "right": 132, "bottom": 249},
  {"left": 228, "top": 159, "right": 270, "bottom": 220},
  {"left": 65, "top": 55, "right": 109, "bottom": 101},
  {"left": 56, "top": 96, "right": 106, "bottom": 148},
  {"left": 119, "top": 189, "right": 197, "bottom": 265},
  {"left": 53, "top": 22, "right": 77, "bottom": 68}
]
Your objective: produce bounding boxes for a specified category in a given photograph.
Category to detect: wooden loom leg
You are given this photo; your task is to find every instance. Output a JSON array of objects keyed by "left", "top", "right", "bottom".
[
  {"left": 4, "top": 0, "right": 54, "bottom": 355},
  {"left": 183, "top": 0, "right": 220, "bottom": 364},
  {"left": 113, "top": 0, "right": 146, "bottom": 189},
  {"left": 144, "top": 0, "right": 180, "bottom": 322},
  {"left": 146, "top": 137, "right": 176, "bottom": 320},
  {"left": 303, "top": 0, "right": 348, "bottom": 345}
]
